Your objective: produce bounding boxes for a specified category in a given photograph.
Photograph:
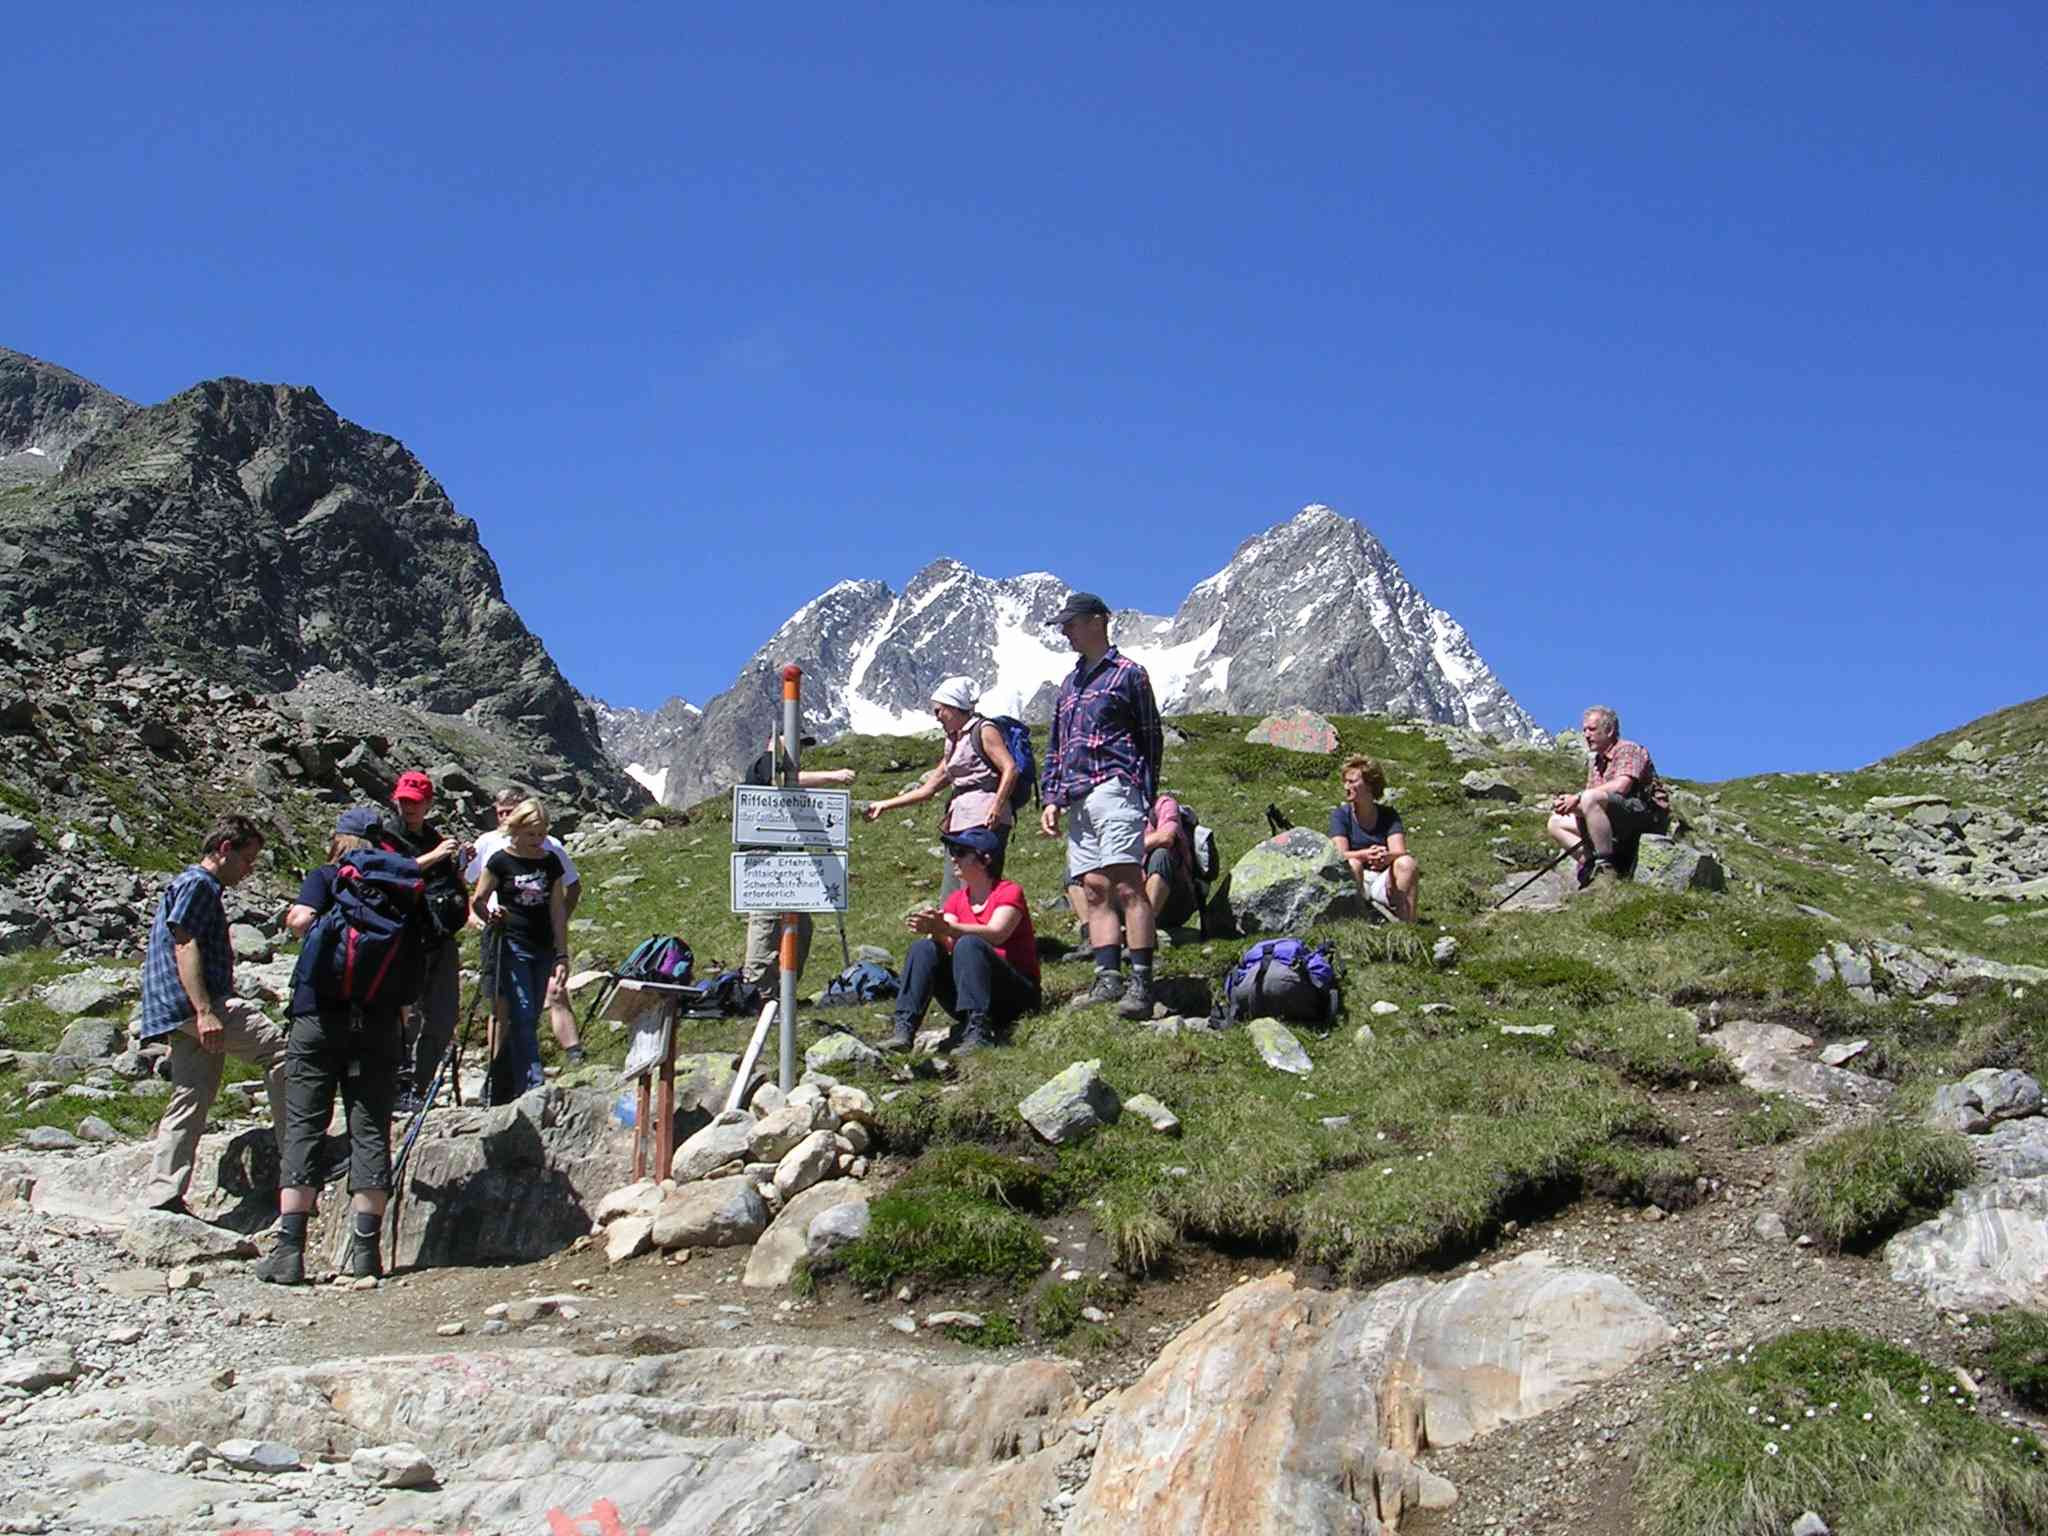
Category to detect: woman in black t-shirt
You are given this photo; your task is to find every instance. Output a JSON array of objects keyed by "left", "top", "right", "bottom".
[
  {"left": 469, "top": 798, "right": 570, "bottom": 1104},
  {"left": 1328, "top": 754, "right": 1421, "bottom": 923}
]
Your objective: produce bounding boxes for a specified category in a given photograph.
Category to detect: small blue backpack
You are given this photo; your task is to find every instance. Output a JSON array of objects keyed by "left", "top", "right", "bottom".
[
  {"left": 1221, "top": 939, "right": 1341, "bottom": 1027},
  {"left": 972, "top": 716, "right": 1039, "bottom": 812}
]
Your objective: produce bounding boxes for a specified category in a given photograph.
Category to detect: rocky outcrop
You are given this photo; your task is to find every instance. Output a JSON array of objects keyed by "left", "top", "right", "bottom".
[
  {"left": 0, "top": 1257, "right": 1669, "bottom": 1536},
  {"left": 1824, "top": 794, "right": 2048, "bottom": 900},
  {"left": 0, "top": 348, "right": 135, "bottom": 487},
  {"left": 29, "top": 1085, "right": 637, "bottom": 1271},
  {"left": 0, "top": 354, "right": 647, "bottom": 897},
  {"left": 1701, "top": 1020, "right": 1894, "bottom": 1109}
]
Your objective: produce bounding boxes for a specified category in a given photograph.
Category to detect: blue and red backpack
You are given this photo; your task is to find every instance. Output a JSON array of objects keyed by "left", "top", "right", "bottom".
[{"left": 297, "top": 849, "right": 430, "bottom": 1012}]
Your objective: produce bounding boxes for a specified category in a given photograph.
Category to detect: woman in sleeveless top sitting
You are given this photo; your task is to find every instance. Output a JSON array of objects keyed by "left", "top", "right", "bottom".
[{"left": 861, "top": 675, "right": 1018, "bottom": 899}]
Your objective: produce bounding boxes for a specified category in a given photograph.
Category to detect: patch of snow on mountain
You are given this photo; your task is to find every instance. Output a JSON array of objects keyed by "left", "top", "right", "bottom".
[
  {"left": 981, "top": 592, "right": 1077, "bottom": 718},
  {"left": 1427, "top": 610, "right": 1480, "bottom": 691},
  {"left": 626, "top": 763, "right": 668, "bottom": 800},
  {"left": 1125, "top": 620, "right": 1222, "bottom": 711}
]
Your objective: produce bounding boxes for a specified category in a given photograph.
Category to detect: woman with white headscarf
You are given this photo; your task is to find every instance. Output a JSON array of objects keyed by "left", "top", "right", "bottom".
[{"left": 862, "top": 676, "right": 1018, "bottom": 898}]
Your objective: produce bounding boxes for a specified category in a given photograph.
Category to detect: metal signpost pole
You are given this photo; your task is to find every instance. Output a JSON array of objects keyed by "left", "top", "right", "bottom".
[{"left": 777, "top": 664, "right": 803, "bottom": 1092}]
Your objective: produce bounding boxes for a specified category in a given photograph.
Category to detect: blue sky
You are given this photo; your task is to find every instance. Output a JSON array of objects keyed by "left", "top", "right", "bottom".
[{"left": 11, "top": 2, "right": 2043, "bottom": 780}]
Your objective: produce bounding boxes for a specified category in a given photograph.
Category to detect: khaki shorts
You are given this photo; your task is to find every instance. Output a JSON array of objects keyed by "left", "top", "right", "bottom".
[{"left": 1066, "top": 779, "right": 1148, "bottom": 878}]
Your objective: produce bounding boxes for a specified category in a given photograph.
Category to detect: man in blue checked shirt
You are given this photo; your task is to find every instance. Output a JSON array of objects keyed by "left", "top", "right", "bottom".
[
  {"left": 137, "top": 814, "right": 289, "bottom": 1215},
  {"left": 1038, "top": 591, "right": 1165, "bottom": 1021}
]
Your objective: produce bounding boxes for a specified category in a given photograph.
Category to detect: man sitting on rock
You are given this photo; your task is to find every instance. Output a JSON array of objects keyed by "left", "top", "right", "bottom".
[
  {"left": 1548, "top": 705, "right": 1670, "bottom": 885},
  {"left": 136, "top": 815, "right": 287, "bottom": 1216},
  {"left": 1329, "top": 755, "right": 1419, "bottom": 922}
]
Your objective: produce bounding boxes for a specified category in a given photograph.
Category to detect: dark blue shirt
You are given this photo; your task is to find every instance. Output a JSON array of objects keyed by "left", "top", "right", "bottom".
[
  {"left": 286, "top": 866, "right": 340, "bottom": 1018},
  {"left": 1328, "top": 803, "right": 1404, "bottom": 849},
  {"left": 139, "top": 866, "right": 232, "bottom": 1040}
]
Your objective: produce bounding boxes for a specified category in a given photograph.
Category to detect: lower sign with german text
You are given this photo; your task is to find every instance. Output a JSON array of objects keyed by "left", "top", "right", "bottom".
[{"left": 730, "top": 850, "right": 849, "bottom": 913}]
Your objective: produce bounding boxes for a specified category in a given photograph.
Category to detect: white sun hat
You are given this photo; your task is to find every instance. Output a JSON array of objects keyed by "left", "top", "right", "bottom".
[{"left": 930, "top": 676, "right": 980, "bottom": 711}]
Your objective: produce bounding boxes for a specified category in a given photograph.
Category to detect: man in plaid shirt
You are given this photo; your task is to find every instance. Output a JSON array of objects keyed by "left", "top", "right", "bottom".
[
  {"left": 1039, "top": 591, "right": 1165, "bottom": 1019},
  {"left": 1548, "top": 705, "right": 1671, "bottom": 886},
  {"left": 137, "top": 814, "right": 289, "bottom": 1214}
]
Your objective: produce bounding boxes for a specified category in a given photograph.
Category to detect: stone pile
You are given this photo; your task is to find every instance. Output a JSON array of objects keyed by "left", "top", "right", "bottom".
[
  {"left": 1809, "top": 936, "right": 2047, "bottom": 1004},
  {"left": 1888, "top": 1068, "right": 2048, "bottom": 1310},
  {"left": 1823, "top": 794, "right": 2048, "bottom": 900},
  {"left": 586, "top": 1081, "right": 878, "bottom": 1278}
]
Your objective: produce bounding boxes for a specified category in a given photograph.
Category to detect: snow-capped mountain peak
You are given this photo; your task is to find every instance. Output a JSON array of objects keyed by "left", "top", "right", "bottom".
[{"left": 591, "top": 506, "right": 1541, "bottom": 806}]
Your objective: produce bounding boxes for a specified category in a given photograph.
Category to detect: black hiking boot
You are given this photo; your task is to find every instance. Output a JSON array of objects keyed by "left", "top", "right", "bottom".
[
  {"left": 1082, "top": 971, "right": 1127, "bottom": 1007},
  {"left": 347, "top": 1233, "right": 382, "bottom": 1281},
  {"left": 253, "top": 1241, "right": 306, "bottom": 1287},
  {"left": 565, "top": 1045, "right": 586, "bottom": 1067},
  {"left": 1116, "top": 976, "right": 1156, "bottom": 1021},
  {"left": 955, "top": 1014, "right": 996, "bottom": 1055},
  {"left": 883, "top": 1017, "right": 918, "bottom": 1053}
]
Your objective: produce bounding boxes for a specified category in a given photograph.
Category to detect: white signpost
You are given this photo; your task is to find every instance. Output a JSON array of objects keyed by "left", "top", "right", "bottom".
[
  {"left": 729, "top": 850, "right": 850, "bottom": 913},
  {"left": 732, "top": 786, "right": 852, "bottom": 850}
]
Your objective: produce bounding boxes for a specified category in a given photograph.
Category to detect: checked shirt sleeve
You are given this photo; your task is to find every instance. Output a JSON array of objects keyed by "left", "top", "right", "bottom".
[{"left": 1128, "top": 662, "right": 1163, "bottom": 804}]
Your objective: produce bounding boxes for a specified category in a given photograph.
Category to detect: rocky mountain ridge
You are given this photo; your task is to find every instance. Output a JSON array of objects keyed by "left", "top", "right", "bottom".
[
  {"left": 0, "top": 344, "right": 655, "bottom": 951},
  {"left": 597, "top": 505, "right": 1545, "bottom": 807}
]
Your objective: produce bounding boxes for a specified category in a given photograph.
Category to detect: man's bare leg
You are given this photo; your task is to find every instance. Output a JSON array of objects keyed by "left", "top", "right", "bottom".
[
  {"left": 1577, "top": 789, "right": 1620, "bottom": 860},
  {"left": 1081, "top": 872, "right": 1120, "bottom": 950}
]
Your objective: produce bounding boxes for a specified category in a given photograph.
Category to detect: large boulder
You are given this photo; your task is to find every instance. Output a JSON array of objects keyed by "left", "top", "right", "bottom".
[
  {"left": 55, "top": 1019, "right": 124, "bottom": 1060},
  {"left": 1069, "top": 1254, "right": 1670, "bottom": 1533},
  {"left": 651, "top": 1175, "right": 770, "bottom": 1250},
  {"left": 0, "top": 814, "right": 35, "bottom": 858},
  {"left": 39, "top": 967, "right": 139, "bottom": 1018},
  {"left": 1925, "top": 1069, "right": 2043, "bottom": 1134},
  {"left": 1631, "top": 835, "right": 1726, "bottom": 893},
  {"left": 1885, "top": 1179, "right": 2048, "bottom": 1311},
  {"left": 1243, "top": 708, "right": 1338, "bottom": 754},
  {"left": 1702, "top": 1020, "right": 1893, "bottom": 1109},
  {"left": 742, "top": 1180, "right": 868, "bottom": 1289},
  {"left": 1224, "top": 829, "right": 1364, "bottom": 936}
]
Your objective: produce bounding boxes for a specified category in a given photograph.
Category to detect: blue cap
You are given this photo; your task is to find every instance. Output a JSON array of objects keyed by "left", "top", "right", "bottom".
[
  {"left": 335, "top": 806, "right": 383, "bottom": 840},
  {"left": 939, "top": 827, "right": 1003, "bottom": 862}
]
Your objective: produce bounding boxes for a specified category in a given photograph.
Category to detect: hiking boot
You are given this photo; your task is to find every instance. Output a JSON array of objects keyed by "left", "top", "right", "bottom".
[
  {"left": 252, "top": 1242, "right": 306, "bottom": 1287},
  {"left": 1082, "top": 971, "right": 1127, "bottom": 1006},
  {"left": 1586, "top": 858, "right": 1621, "bottom": 886},
  {"left": 883, "top": 1018, "right": 918, "bottom": 1053},
  {"left": 347, "top": 1232, "right": 383, "bottom": 1281},
  {"left": 1573, "top": 857, "right": 1595, "bottom": 889},
  {"left": 1116, "top": 978, "right": 1156, "bottom": 1021},
  {"left": 955, "top": 1015, "right": 996, "bottom": 1055},
  {"left": 565, "top": 1045, "right": 586, "bottom": 1067}
]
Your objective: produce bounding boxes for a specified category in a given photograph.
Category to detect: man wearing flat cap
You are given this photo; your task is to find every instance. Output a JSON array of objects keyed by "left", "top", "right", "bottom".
[{"left": 1039, "top": 591, "right": 1165, "bottom": 1020}]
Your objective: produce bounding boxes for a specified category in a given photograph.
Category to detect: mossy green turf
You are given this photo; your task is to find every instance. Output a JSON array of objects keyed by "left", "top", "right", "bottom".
[
  {"left": 1637, "top": 1329, "right": 2048, "bottom": 1536},
  {"left": 1783, "top": 1122, "right": 1977, "bottom": 1252},
  {"left": 1979, "top": 1309, "right": 2048, "bottom": 1412},
  {"left": 487, "top": 708, "right": 2046, "bottom": 1285}
]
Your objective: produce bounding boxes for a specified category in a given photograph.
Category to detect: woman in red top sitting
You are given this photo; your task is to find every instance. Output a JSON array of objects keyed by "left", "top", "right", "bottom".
[{"left": 886, "top": 827, "right": 1041, "bottom": 1056}]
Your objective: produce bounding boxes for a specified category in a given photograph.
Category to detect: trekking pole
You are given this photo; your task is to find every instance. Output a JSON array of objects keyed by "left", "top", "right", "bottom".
[
  {"left": 834, "top": 909, "right": 852, "bottom": 971},
  {"left": 1492, "top": 841, "right": 1585, "bottom": 911}
]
